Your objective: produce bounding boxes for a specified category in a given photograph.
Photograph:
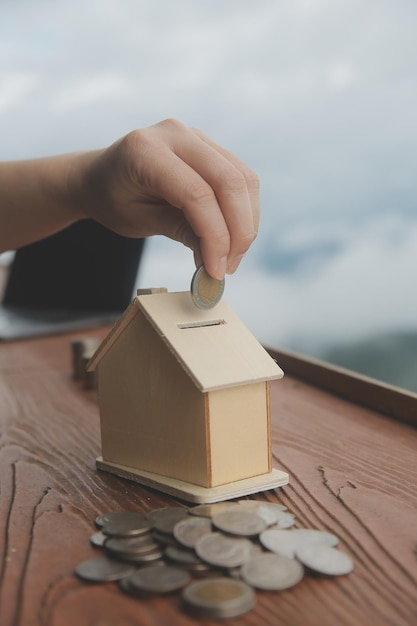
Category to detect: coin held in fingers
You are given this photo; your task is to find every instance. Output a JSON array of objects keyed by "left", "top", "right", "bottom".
[{"left": 191, "top": 265, "right": 225, "bottom": 310}]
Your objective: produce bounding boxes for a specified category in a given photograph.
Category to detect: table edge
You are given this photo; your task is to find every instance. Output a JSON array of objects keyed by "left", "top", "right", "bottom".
[{"left": 266, "top": 345, "right": 417, "bottom": 428}]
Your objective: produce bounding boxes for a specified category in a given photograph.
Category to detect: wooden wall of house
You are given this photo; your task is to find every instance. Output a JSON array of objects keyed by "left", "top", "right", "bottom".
[
  {"left": 207, "top": 381, "right": 271, "bottom": 486},
  {"left": 97, "top": 310, "right": 211, "bottom": 486}
]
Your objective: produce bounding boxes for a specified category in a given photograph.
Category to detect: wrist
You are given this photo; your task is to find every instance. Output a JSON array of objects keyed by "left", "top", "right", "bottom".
[{"left": 66, "top": 149, "right": 105, "bottom": 222}]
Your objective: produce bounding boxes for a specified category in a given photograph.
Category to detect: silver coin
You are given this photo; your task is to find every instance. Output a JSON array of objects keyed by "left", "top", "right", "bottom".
[
  {"left": 152, "top": 528, "right": 178, "bottom": 546},
  {"left": 153, "top": 509, "right": 190, "bottom": 535},
  {"left": 146, "top": 506, "right": 188, "bottom": 522},
  {"left": 165, "top": 544, "right": 205, "bottom": 566},
  {"left": 182, "top": 577, "right": 255, "bottom": 619},
  {"left": 173, "top": 516, "right": 212, "bottom": 548},
  {"left": 102, "top": 516, "right": 153, "bottom": 538},
  {"left": 75, "top": 556, "right": 136, "bottom": 582},
  {"left": 292, "top": 528, "right": 339, "bottom": 548},
  {"left": 95, "top": 510, "right": 146, "bottom": 529},
  {"left": 248, "top": 543, "right": 264, "bottom": 557},
  {"left": 240, "top": 553, "right": 304, "bottom": 591},
  {"left": 188, "top": 563, "right": 218, "bottom": 578},
  {"left": 260, "top": 529, "right": 301, "bottom": 558},
  {"left": 238, "top": 500, "right": 288, "bottom": 526},
  {"left": 195, "top": 532, "right": 253, "bottom": 568},
  {"left": 118, "top": 549, "right": 165, "bottom": 564},
  {"left": 227, "top": 566, "right": 242, "bottom": 580},
  {"left": 89, "top": 531, "right": 108, "bottom": 548},
  {"left": 119, "top": 575, "right": 141, "bottom": 597},
  {"left": 237, "top": 503, "right": 282, "bottom": 527},
  {"left": 212, "top": 510, "right": 267, "bottom": 537},
  {"left": 122, "top": 564, "right": 190, "bottom": 593},
  {"left": 190, "top": 265, "right": 225, "bottom": 310},
  {"left": 270, "top": 511, "right": 296, "bottom": 529},
  {"left": 189, "top": 502, "right": 239, "bottom": 518},
  {"left": 105, "top": 534, "right": 159, "bottom": 557},
  {"left": 295, "top": 544, "right": 354, "bottom": 576},
  {"left": 225, "top": 542, "right": 263, "bottom": 572}
]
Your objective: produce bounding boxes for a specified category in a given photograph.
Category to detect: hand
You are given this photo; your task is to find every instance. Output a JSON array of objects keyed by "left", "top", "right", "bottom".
[{"left": 76, "top": 119, "right": 259, "bottom": 279}]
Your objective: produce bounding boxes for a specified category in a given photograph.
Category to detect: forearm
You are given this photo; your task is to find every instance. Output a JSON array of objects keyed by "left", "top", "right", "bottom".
[
  {"left": 0, "top": 153, "right": 92, "bottom": 253},
  {"left": 0, "top": 121, "right": 259, "bottom": 278}
]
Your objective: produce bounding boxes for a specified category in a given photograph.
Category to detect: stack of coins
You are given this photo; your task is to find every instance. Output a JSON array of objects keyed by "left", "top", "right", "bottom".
[{"left": 75, "top": 499, "right": 354, "bottom": 619}]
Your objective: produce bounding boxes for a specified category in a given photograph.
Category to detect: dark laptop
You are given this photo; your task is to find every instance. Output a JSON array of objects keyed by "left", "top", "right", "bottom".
[{"left": 0, "top": 220, "right": 145, "bottom": 340}]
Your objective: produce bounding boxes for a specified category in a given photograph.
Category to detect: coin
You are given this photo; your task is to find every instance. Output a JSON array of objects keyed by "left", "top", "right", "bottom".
[
  {"left": 271, "top": 511, "right": 296, "bottom": 529},
  {"left": 259, "top": 529, "right": 298, "bottom": 558},
  {"left": 119, "top": 576, "right": 142, "bottom": 597},
  {"left": 95, "top": 510, "right": 146, "bottom": 529},
  {"left": 119, "top": 549, "right": 165, "bottom": 564},
  {"left": 75, "top": 556, "right": 136, "bottom": 582},
  {"left": 102, "top": 515, "right": 153, "bottom": 538},
  {"left": 173, "top": 516, "right": 212, "bottom": 548},
  {"left": 165, "top": 544, "right": 205, "bottom": 566},
  {"left": 121, "top": 564, "right": 190, "bottom": 594},
  {"left": 152, "top": 528, "right": 179, "bottom": 546},
  {"left": 77, "top": 505, "right": 353, "bottom": 617},
  {"left": 195, "top": 532, "right": 253, "bottom": 568},
  {"left": 295, "top": 544, "right": 354, "bottom": 576},
  {"left": 292, "top": 528, "right": 339, "bottom": 548},
  {"left": 240, "top": 553, "right": 304, "bottom": 591},
  {"left": 165, "top": 545, "right": 217, "bottom": 578},
  {"left": 212, "top": 510, "right": 267, "bottom": 537},
  {"left": 190, "top": 265, "right": 225, "bottom": 310},
  {"left": 189, "top": 502, "right": 239, "bottom": 518},
  {"left": 153, "top": 509, "right": 190, "bottom": 535},
  {"left": 237, "top": 500, "right": 288, "bottom": 526},
  {"left": 182, "top": 578, "right": 255, "bottom": 619},
  {"left": 105, "top": 534, "right": 160, "bottom": 558},
  {"left": 260, "top": 528, "right": 339, "bottom": 559},
  {"left": 146, "top": 506, "right": 188, "bottom": 522},
  {"left": 89, "top": 531, "right": 108, "bottom": 548}
]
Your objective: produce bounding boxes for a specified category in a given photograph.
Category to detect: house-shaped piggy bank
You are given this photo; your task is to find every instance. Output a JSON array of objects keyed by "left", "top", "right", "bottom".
[{"left": 88, "top": 289, "right": 289, "bottom": 503}]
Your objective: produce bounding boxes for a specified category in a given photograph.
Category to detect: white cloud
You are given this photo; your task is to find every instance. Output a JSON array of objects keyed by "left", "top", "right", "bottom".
[
  {"left": 50, "top": 73, "right": 133, "bottom": 112},
  {"left": 0, "top": 71, "right": 40, "bottom": 113},
  {"left": 327, "top": 62, "right": 356, "bottom": 90}
]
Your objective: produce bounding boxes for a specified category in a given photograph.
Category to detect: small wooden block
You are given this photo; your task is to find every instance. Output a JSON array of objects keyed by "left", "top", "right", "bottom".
[
  {"left": 82, "top": 356, "right": 98, "bottom": 390},
  {"left": 96, "top": 457, "right": 289, "bottom": 503},
  {"left": 71, "top": 337, "right": 100, "bottom": 381},
  {"left": 136, "top": 288, "right": 168, "bottom": 296}
]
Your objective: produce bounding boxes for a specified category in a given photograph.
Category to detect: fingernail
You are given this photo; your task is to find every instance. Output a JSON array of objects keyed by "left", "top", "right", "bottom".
[
  {"left": 227, "top": 254, "right": 245, "bottom": 275},
  {"left": 215, "top": 256, "right": 227, "bottom": 280}
]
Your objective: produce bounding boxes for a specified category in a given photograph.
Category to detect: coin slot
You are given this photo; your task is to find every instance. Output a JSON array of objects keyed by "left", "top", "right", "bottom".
[{"left": 177, "top": 320, "right": 226, "bottom": 330}]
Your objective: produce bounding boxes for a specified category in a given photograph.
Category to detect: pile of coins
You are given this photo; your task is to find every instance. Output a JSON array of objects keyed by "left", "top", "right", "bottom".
[{"left": 75, "top": 500, "right": 354, "bottom": 619}]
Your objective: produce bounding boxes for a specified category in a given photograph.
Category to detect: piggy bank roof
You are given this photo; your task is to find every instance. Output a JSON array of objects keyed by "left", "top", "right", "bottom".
[{"left": 88, "top": 291, "right": 283, "bottom": 392}]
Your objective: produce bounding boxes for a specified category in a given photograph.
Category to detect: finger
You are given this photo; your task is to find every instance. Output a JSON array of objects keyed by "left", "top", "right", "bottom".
[
  {"left": 151, "top": 206, "right": 201, "bottom": 256},
  {"left": 169, "top": 129, "right": 258, "bottom": 274},
  {"left": 190, "top": 127, "right": 260, "bottom": 239},
  {"left": 141, "top": 204, "right": 203, "bottom": 268},
  {"left": 135, "top": 144, "right": 231, "bottom": 279}
]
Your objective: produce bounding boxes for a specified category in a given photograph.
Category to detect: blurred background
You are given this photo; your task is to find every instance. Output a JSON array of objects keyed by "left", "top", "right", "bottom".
[{"left": 1, "top": 0, "right": 416, "bottom": 391}]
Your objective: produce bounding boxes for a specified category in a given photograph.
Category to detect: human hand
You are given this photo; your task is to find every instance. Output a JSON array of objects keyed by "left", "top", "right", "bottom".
[{"left": 75, "top": 119, "right": 259, "bottom": 279}]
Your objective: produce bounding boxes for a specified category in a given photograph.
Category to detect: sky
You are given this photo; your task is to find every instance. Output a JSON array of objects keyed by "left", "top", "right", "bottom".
[{"left": 1, "top": 0, "right": 416, "bottom": 352}]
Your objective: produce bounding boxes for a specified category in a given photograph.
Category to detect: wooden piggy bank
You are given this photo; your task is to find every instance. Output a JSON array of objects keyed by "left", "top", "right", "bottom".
[{"left": 88, "top": 289, "right": 288, "bottom": 502}]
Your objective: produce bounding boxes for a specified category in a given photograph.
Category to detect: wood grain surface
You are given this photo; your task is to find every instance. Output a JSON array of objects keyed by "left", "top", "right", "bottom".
[{"left": 0, "top": 329, "right": 416, "bottom": 626}]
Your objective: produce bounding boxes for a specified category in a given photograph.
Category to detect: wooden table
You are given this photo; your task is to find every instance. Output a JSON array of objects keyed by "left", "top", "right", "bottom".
[{"left": 0, "top": 329, "right": 416, "bottom": 626}]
